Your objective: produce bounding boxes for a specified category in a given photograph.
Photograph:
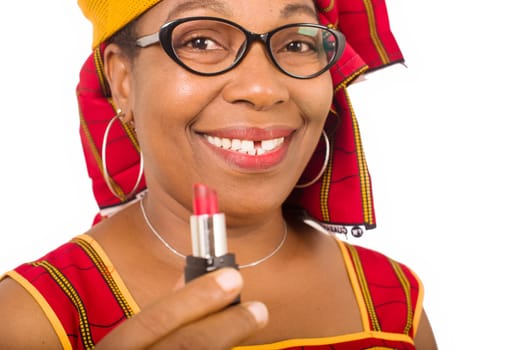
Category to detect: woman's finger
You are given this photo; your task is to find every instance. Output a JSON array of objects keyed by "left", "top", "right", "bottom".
[
  {"left": 96, "top": 268, "right": 259, "bottom": 349},
  {"left": 153, "top": 301, "right": 268, "bottom": 350}
]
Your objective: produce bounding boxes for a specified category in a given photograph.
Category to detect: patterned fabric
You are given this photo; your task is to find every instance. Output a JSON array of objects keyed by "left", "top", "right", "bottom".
[
  {"left": 76, "top": 0, "right": 404, "bottom": 231},
  {"left": 77, "top": 44, "right": 145, "bottom": 222},
  {"left": 291, "top": 0, "right": 403, "bottom": 233},
  {"left": 2, "top": 237, "right": 422, "bottom": 349},
  {"left": 2, "top": 235, "right": 139, "bottom": 350}
]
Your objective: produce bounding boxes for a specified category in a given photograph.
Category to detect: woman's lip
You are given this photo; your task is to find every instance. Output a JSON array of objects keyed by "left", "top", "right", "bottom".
[{"left": 198, "top": 129, "right": 294, "bottom": 171}]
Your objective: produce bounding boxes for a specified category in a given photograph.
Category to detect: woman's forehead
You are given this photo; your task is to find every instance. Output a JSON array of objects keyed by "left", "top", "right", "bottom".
[{"left": 154, "top": 0, "right": 318, "bottom": 21}]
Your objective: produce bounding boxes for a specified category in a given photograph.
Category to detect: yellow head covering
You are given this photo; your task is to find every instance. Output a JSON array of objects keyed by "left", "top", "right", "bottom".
[{"left": 78, "top": 0, "right": 162, "bottom": 48}]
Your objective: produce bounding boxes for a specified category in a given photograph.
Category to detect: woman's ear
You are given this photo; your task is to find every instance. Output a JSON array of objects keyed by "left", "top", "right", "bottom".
[{"left": 103, "top": 43, "right": 133, "bottom": 122}]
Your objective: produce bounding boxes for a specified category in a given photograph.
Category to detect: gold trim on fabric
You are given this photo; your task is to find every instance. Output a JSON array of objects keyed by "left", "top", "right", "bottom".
[
  {"left": 321, "top": 67, "right": 370, "bottom": 225},
  {"left": 362, "top": 0, "right": 390, "bottom": 64},
  {"left": 346, "top": 244, "right": 381, "bottom": 331},
  {"left": 74, "top": 237, "right": 137, "bottom": 318},
  {"left": 320, "top": 133, "right": 334, "bottom": 221},
  {"left": 94, "top": 47, "right": 110, "bottom": 97},
  {"left": 345, "top": 89, "right": 375, "bottom": 226},
  {"left": 78, "top": 111, "right": 102, "bottom": 173},
  {"left": 334, "top": 66, "right": 369, "bottom": 93},
  {"left": 232, "top": 330, "right": 413, "bottom": 349},
  {"left": 317, "top": 0, "right": 335, "bottom": 13},
  {"left": 335, "top": 240, "right": 370, "bottom": 332},
  {"left": 389, "top": 259, "right": 413, "bottom": 334},
  {"left": 32, "top": 261, "right": 95, "bottom": 349},
  {"left": 408, "top": 267, "right": 425, "bottom": 337},
  {"left": 75, "top": 234, "right": 141, "bottom": 314},
  {"left": 2, "top": 271, "right": 73, "bottom": 350},
  {"left": 121, "top": 121, "right": 141, "bottom": 151}
]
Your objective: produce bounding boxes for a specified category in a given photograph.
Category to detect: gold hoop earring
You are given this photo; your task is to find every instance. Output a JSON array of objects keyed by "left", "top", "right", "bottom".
[
  {"left": 295, "top": 130, "right": 330, "bottom": 189},
  {"left": 101, "top": 109, "right": 144, "bottom": 201}
]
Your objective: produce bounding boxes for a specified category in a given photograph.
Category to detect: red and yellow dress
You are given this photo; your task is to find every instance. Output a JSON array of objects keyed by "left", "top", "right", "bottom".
[{"left": 2, "top": 235, "right": 423, "bottom": 350}]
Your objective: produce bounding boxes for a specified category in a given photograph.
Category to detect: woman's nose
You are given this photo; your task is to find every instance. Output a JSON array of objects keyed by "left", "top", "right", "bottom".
[{"left": 222, "top": 43, "right": 290, "bottom": 111}]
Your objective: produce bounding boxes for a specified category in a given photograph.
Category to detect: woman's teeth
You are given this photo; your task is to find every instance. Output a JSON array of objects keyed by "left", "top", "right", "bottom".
[{"left": 205, "top": 135, "right": 284, "bottom": 155}]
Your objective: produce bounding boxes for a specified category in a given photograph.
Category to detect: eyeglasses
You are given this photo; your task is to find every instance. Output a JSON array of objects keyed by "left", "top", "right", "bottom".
[{"left": 136, "top": 16, "right": 346, "bottom": 79}]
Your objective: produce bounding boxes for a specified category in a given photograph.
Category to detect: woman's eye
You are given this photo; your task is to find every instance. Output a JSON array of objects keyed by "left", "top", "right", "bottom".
[
  {"left": 186, "top": 37, "right": 221, "bottom": 50},
  {"left": 282, "top": 40, "right": 319, "bottom": 54},
  {"left": 287, "top": 41, "right": 310, "bottom": 52}
]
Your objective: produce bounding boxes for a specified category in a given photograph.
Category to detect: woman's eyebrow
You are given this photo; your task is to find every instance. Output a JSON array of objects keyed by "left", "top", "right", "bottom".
[{"left": 167, "top": 0, "right": 233, "bottom": 19}]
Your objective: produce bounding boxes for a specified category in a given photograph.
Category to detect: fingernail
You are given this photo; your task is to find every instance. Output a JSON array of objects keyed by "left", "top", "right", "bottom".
[
  {"left": 215, "top": 268, "right": 242, "bottom": 292},
  {"left": 244, "top": 302, "right": 269, "bottom": 326}
]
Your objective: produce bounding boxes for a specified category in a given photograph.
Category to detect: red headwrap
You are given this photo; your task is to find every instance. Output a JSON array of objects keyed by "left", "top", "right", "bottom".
[{"left": 76, "top": 0, "right": 403, "bottom": 235}]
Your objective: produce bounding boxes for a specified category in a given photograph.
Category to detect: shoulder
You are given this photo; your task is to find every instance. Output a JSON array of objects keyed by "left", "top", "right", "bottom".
[
  {"left": 7, "top": 236, "right": 94, "bottom": 293},
  {"left": 340, "top": 241, "right": 423, "bottom": 290},
  {"left": 2, "top": 234, "right": 140, "bottom": 348},
  {"left": 0, "top": 236, "right": 95, "bottom": 349},
  {"left": 0, "top": 275, "right": 61, "bottom": 348},
  {"left": 337, "top": 240, "right": 425, "bottom": 338}
]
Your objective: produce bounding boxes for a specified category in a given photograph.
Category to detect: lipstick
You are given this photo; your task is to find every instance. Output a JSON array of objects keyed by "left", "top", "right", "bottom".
[{"left": 185, "top": 184, "right": 240, "bottom": 302}]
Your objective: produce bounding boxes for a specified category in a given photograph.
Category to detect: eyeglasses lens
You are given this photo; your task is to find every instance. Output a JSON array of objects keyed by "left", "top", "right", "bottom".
[{"left": 269, "top": 26, "right": 336, "bottom": 78}]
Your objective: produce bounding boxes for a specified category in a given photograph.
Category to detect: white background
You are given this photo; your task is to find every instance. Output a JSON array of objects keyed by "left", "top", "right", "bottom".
[{"left": 1, "top": 1, "right": 523, "bottom": 349}]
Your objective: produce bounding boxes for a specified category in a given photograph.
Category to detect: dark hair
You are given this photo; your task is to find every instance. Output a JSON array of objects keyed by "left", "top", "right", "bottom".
[{"left": 106, "top": 18, "right": 140, "bottom": 59}]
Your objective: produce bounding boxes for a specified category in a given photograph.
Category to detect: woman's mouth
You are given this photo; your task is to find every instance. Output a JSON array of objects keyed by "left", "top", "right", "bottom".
[{"left": 199, "top": 129, "right": 294, "bottom": 170}]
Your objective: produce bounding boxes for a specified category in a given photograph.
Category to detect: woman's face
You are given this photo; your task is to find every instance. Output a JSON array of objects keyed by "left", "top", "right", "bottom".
[{"left": 114, "top": 0, "right": 333, "bottom": 218}]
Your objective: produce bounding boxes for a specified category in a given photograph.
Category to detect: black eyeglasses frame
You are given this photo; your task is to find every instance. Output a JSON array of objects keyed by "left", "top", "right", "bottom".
[{"left": 135, "top": 16, "right": 346, "bottom": 79}]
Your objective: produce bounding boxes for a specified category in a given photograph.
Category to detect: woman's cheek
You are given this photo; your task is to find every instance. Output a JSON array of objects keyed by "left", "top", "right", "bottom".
[{"left": 298, "top": 78, "right": 333, "bottom": 126}]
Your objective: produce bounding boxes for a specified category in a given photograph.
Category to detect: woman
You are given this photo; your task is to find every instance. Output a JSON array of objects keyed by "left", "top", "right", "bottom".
[{"left": 0, "top": 0, "right": 438, "bottom": 349}]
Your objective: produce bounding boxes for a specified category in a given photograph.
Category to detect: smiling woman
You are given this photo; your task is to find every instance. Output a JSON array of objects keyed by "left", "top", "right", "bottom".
[{"left": 0, "top": 0, "right": 438, "bottom": 349}]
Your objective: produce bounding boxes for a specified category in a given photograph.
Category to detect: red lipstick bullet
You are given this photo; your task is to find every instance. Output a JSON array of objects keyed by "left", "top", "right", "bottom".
[{"left": 185, "top": 184, "right": 240, "bottom": 303}]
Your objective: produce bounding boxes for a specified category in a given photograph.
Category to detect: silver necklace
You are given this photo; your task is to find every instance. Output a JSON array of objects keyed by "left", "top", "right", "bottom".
[{"left": 139, "top": 199, "right": 287, "bottom": 269}]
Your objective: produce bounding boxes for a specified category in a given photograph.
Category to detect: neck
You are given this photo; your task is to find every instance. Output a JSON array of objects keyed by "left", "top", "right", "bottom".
[{"left": 139, "top": 191, "right": 291, "bottom": 269}]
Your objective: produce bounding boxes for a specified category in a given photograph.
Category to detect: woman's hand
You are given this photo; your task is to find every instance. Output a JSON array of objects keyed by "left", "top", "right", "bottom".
[{"left": 96, "top": 268, "right": 268, "bottom": 349}]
